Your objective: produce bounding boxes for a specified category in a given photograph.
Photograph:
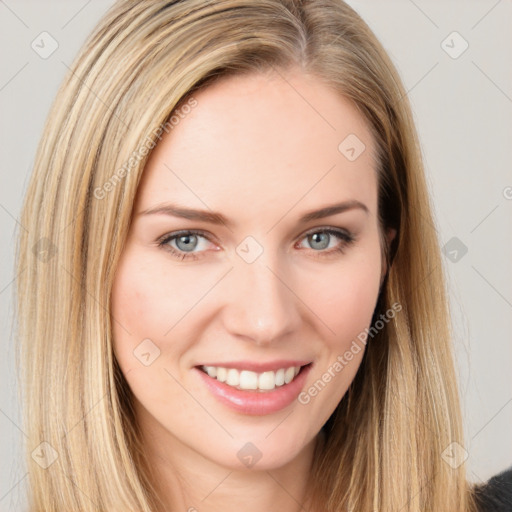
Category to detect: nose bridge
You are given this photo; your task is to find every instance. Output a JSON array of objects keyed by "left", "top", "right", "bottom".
[{"left": 221, "top": 250, "right": 300, "bottom": 344}]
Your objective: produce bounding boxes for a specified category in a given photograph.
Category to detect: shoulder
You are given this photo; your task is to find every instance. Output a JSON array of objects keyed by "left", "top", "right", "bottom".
[{"left": 473, "top": 465, "right": 512, "bottom": 512}]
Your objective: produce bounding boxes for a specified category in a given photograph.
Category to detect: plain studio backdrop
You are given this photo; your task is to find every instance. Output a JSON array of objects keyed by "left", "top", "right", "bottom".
[{"left": 0, "top": 1, "right": 511, "bottom": 510}]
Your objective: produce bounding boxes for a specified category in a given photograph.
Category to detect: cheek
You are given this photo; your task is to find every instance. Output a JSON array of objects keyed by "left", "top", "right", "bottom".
[
  {"left": 293, "top": 251, "right": 381, "bottom": 432},
  {"left": 110, "top": 249, "right": 173, "bottom": 372},
  {"left": 301, "top": 247, "right": 382, "bottom": 349},
  {"left": 112, "top": 247, "right": 218, "bottom": 329},
  {"left": 110, "top": 246, "right": 222, "bottom": 382},
  {"left": 112, "top": 248, "right": 187, "bottom": 337}
]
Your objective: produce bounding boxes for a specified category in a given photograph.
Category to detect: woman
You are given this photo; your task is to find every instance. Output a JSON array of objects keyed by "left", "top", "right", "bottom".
[{"left": 15, "top": 0, "right": 508, "bottom": 510}]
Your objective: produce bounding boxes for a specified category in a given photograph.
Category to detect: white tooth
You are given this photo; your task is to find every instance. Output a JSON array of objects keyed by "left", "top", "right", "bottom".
[
  {"left": 284, "top": 367, "right": 295, "bottom": 384},
  {"left": 226, "top": 368, "right": 240, "bottom": 386},
  {"left": 217, "top": 367, "right": 227, "bottom": 383},
  {"left": 258, "top": 371, "right": 276, "bottom": 390},
  {"left": 239, "top": 370, "right": 258, "bottom": 390},
  {"left": 294, "top": 366, "right": 300, "bottom": 376},
  {"left": 275, "top": 368, "right": 285, "bottom": 386},
  {"left": 205, "top": 366, "right": 217, "bottom": 378}
]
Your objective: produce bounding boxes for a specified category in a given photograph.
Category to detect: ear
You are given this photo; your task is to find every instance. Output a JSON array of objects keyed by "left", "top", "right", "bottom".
[{"left": 380, "top": 227, "right": 397, "bottom": 288}]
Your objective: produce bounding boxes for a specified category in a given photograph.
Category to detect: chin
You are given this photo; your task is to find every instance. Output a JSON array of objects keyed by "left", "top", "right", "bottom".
[{"left": 200, "top": 426, "right": 318, "bottom": 472}]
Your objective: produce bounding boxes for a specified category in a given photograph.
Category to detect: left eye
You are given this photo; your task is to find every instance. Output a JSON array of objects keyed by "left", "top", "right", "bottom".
[{"left": 297, "top": 228, "right": 354, "bottom": 252}]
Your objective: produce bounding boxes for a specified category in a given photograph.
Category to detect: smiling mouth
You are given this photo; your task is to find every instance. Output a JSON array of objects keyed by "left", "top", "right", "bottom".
[{"left": 198, "top": 364, "right": 311, "bottom": 392}]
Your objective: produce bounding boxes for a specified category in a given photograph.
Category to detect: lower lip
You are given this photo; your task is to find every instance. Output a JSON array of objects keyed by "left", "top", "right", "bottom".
[{"left": 195, "top": 365, "right": 312, "bottom": 416}]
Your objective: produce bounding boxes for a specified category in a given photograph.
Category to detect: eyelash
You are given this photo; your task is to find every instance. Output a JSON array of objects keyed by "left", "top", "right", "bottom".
[{"left": 156, "top": 227, "right": 356, "bottom": 261}]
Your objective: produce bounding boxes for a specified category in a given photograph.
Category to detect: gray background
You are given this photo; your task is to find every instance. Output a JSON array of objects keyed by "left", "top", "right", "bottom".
[{"left": 1, "top": 1, "right": 511, "bottom": 510}]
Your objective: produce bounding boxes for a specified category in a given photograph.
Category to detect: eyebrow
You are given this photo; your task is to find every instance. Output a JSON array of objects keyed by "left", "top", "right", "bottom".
[{"left": 137, "top": 199, "right": 369, "bottom": 228}]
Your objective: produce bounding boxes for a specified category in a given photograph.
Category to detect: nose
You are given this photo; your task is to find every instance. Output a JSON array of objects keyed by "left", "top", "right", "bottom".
[{"left": 219, "top": 255, "right": 302, "bottom": 346}]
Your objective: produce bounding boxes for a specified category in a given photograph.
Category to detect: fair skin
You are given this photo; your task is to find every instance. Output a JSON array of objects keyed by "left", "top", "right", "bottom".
[{"left": 111, "top": 68, "right": 395, "bottom": 512}]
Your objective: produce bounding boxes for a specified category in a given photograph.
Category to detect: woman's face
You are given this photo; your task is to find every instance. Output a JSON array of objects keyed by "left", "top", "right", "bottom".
[{"left": 111, "top": 69, "right": 388, "bottom": 471}]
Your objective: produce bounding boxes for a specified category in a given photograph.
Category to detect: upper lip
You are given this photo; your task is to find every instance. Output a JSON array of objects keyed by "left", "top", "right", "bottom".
[{"left": 196, "top": 360, "right": 312, "bottom": 372}]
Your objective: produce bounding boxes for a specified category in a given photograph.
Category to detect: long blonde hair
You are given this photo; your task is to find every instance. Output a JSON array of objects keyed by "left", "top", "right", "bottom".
[{"left": 15, "top": 1, "right": 478, "bottom": 510}]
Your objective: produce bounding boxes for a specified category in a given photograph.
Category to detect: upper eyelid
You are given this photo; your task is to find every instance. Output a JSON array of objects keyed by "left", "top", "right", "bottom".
[{"left": 301, "top": 226, "right": 352, "bottom": 237}]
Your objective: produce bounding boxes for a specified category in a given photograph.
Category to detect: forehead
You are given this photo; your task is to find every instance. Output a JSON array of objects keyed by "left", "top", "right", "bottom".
[{"left": 135, "top": 70, "right": 378, "bottom": 223}]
